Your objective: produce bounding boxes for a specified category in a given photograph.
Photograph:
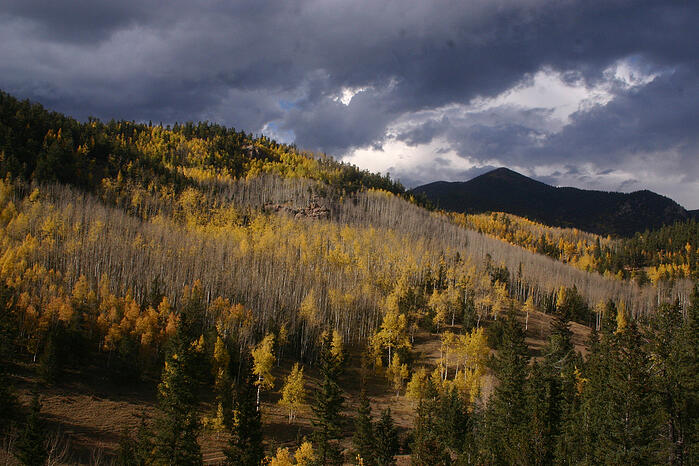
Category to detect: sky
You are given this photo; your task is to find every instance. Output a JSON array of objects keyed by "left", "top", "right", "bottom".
[{"left": 1, "top": 0, "right": 697, "bottom": 208}]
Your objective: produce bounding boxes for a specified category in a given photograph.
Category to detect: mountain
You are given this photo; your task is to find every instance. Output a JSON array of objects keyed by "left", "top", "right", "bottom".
[{"left": 412, "top": 167, "right": 690, "bottom": 236}]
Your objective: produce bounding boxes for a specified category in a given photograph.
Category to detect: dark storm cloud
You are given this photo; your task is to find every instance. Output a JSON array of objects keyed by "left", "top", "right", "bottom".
[{"left": 0, "top": 0, "right": 697, "bottom": 205}]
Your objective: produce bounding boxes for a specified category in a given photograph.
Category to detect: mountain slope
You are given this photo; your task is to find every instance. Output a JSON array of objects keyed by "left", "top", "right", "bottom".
[{"left": 413, "top": 167, "right": 690, "bottom": 236}]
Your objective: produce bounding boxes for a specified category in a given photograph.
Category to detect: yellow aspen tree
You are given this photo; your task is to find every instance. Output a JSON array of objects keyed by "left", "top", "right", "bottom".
[
  {"left": 212, "top": 334, "right": 229, "bottom": 392},
  {"left": 440, "top": 331, "right": 457, "bottom": 380},
  {"left": 615, "top": 300, "right": 628, "bottom": 334},
  {"left": 279, "top": 363, "right": 305, "bottom": 423},
  {"left": 593, "top": 300, "right": 606, "bottom": 331},
  {"left": 523, "top": 294, "right": 536, "bottom": 331},
  {"left": 462, "top": 327, "right": 489, "bottom": 402},
  {"left": 295, "top": 441, "right": 317, "bottom": 466},
  {"left": 556, "top": 286, "right": 568, "bottom": 313},
  {"left": 387, "top": 354, "right": 409, "bottom": 398},
  {"left": 277, "top": 322, "right": 289, "bottom": 366},
  {"left": 492, "top": 280, "right": 510, "bottom": 320},
  {"left": 331, "top": 329, "right": 345, "bottom": 367},
  {"left": 428, "top": 289, "right": 449, "bottom": 332},
  {"left": 370, "top": 309, "right": 410, "bottom": 367},
  {"left": 268, "top": 447, "right": 294, "bottom": 466},
  {"left": 406, "top": 367, "right": 429, "bottom": 402},
  {"left": 252, "top": 332, "right": 275, "bottom": 410}
]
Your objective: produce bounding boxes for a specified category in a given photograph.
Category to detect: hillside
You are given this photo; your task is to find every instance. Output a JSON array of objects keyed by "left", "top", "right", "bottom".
[
  {"left": 413, "top": 167, "right": 690, "bottom": 237},
  {"left": 0, "top": 91, "right": 696, "bottom": 465}
]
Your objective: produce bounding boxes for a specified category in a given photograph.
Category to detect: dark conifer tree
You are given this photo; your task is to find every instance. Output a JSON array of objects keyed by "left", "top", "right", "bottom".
[
  {"left": 435, "top": 386, "right": 470, "bottom": 454},
  {"left": 225, "top": 353, "right": 264, "bottom": 466},
  {"left": 151, "top": 302, "right": 202, "bottom": 465},
  {"left": 374, "top": 408, "right": 399, "bottom": 466},
  {"left": 0, "top": 283, "right": 20, "bottom": 430},
  {"left": 410, "top": 397, "right": 451, "bottom": 466},
  {"left": 14, "top": 393, "right": 47, "bottom": 466},
  {"left": 352, "top": 389, "right": 376, "bottom": 465},
  {"left": 534, "top": 312, "right": 578, "bottom": 464},
  {"left": 116, "top": 411, "right": 152, "bottom": 466},
  {"left": 651, "top": 288, "right": 699, "bottom": 464},
  {"left": 311, "top": 331, "right": 345, "bottom": 465},
  {"left": 480, "top": 306, "right": 529, "bottom": 464},
  {"left": 596, "top": 322, "right": 661, "bottom": 464},
  {"left": 685, "top": 285, "right": 699, "bottom": 463}
]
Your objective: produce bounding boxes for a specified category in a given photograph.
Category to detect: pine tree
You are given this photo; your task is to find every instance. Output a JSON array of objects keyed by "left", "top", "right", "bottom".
[
  {"left": 410, "top": 398, "right": 451, "bottom": 466},
  {"left": 311, "top": 331, "right": 345, "bottom": 465},
  {"left": 116, "top": 414, "right": 151, "bottom": 466},
  {"left": 0, "top": 282, "right": 20, "bottom": 430},
  {"left": 14, "top": 393, "right": 47, "bottom": 466},
  {"left": 651, "top": 293, "right": 698, "bottom": 464},
  {"left": 151, "top": 304, "right": 202, "bottom": 465},
  {"left": 480, "top": 306, "right": 529, "bottom": 464},
  {"left": 352, "top": 389, "right": 376, "bottom": 465},
  {"left": 434, "top": 386, "right": 470, "bottom": 454},
  {"left": 685, "top": 285, "right": 699, "bottom": 463},
  {"left": 534, "top": 312, "right": 577, "bottom": 464},
  {"left": 225, "top": 353, "right": 264, "bottom": 466},
  {"left": 374, "top": 408, "right": 399, "bottom": 466},
  {"left": 596, "top": 322, "right": 661, "bottom": 464}
]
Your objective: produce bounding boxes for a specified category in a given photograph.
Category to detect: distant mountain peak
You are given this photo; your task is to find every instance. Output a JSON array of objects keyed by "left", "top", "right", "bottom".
[{"left": 412, "top": 167, "right": 689, "bottom": 236}]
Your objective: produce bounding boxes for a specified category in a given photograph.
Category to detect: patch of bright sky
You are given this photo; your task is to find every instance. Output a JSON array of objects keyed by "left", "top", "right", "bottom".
[
  {"left": 262, "top": 122, "right": 295, "bottom": 144},
  {"left": 332, "top": 86, "right": 370, "bottom": 105},
  {"left": 344, "top": 136, "right": 477, "bottom": 181},
  {"left": 341, "top": 59, "right": 661, "bottom": 188}
]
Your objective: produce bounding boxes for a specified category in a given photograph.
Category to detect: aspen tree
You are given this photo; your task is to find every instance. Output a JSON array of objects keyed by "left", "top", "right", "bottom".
[
  {"left": 370, "top": 309, "right": 410, "bottom": 367},
  {"left": 386, "top": 354, "right": 408, "bottom": 397},
  {"left": 523, "top": 294, "right": 536, "bottom": 331},
  {"left": 252, "top": 332, "right": 275, "bottom": 410},
  {"left": 295, "top": 441, "right": 317, "bottom": 466},
  {"left": 279, "top": 363, "right": 305, "bottom": 423},
  {"left": 406, "top": 367, "right": 430, "bottom": 402},
  {"left": 269, "top": 447, "right": 293, "bottom": 466}
]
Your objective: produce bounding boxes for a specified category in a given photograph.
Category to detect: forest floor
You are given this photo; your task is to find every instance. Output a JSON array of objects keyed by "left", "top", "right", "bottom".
[{"left": 3, "top": 310, "right": 590, "bottom": 465}]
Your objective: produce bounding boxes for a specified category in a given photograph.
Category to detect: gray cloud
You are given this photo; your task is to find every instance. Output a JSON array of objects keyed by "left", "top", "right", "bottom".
[{"left": 0, "top": 0, "right": 697, "bottom": 206}]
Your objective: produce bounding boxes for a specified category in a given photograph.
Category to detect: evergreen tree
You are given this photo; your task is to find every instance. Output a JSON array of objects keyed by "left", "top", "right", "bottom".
[
  {"left": 567, "top": 320, "right": 662, "bottom": 465},
  {"left": 596, "top": 322, "right": 661, "bottom": 464},
  {"left": 530, "top": 312, "right": 577, "bottom": 464},
  {"left": 557, "top": 326, "right": 606, "bottom": 465},
  {"left": 14, "top": 393, "right": 47, "bottom": 466},
  {"left": 374, "top": 408, "right": 399, "bottom": 466},
  {"left": 650, "top": 302, "right": 691, "bottom": 464},
  {"left": 38, "top": 331, "right": 59, "bottom": 384},
  {"left": 0, "top": 282, "right": 20, "bottom": 430},
  {"left": 151, "top": 304, "right": 202, "bottom": 465},
  {"left": 480, "top": 306, "right": 529, "bottom": 464},
  {"left": 651, "top": 290, "right": 699, "bottom": 464},
  {"left": 311, "top": 331, "right": 345, "bottom": 465},
  {"left": 685, "top": 285, "right": 699, "bottom": 463},
  {"left": 410, "top": 398, "right": 451, "bottom": 466},
  {"left": 434, "top": 386, "right": 470, "bottom": 454},
  {"left": 116, "top": 411, "right": 152, "bottom": 466},
  {"left": 352, "top": 389, "right": 376, "bottom": 465},
  {"left": 225, "top": 353, "right": 264, "bottom": 466}
]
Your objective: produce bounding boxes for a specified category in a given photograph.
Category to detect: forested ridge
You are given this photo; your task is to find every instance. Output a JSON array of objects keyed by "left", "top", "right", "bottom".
[
  {"left": 0, "top": 91, "right": 696, "bottom": 465},
  {"left": 413, "top": 167, "right": 692, "bottom": 237},
  {"left": 455, "top": 211, "right": 699, "bottom": 283}
]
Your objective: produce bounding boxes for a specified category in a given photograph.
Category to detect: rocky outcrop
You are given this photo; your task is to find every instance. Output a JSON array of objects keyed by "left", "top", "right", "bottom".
[{"left": 263, "top": 199, "right": 330, "bottom": 220}]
